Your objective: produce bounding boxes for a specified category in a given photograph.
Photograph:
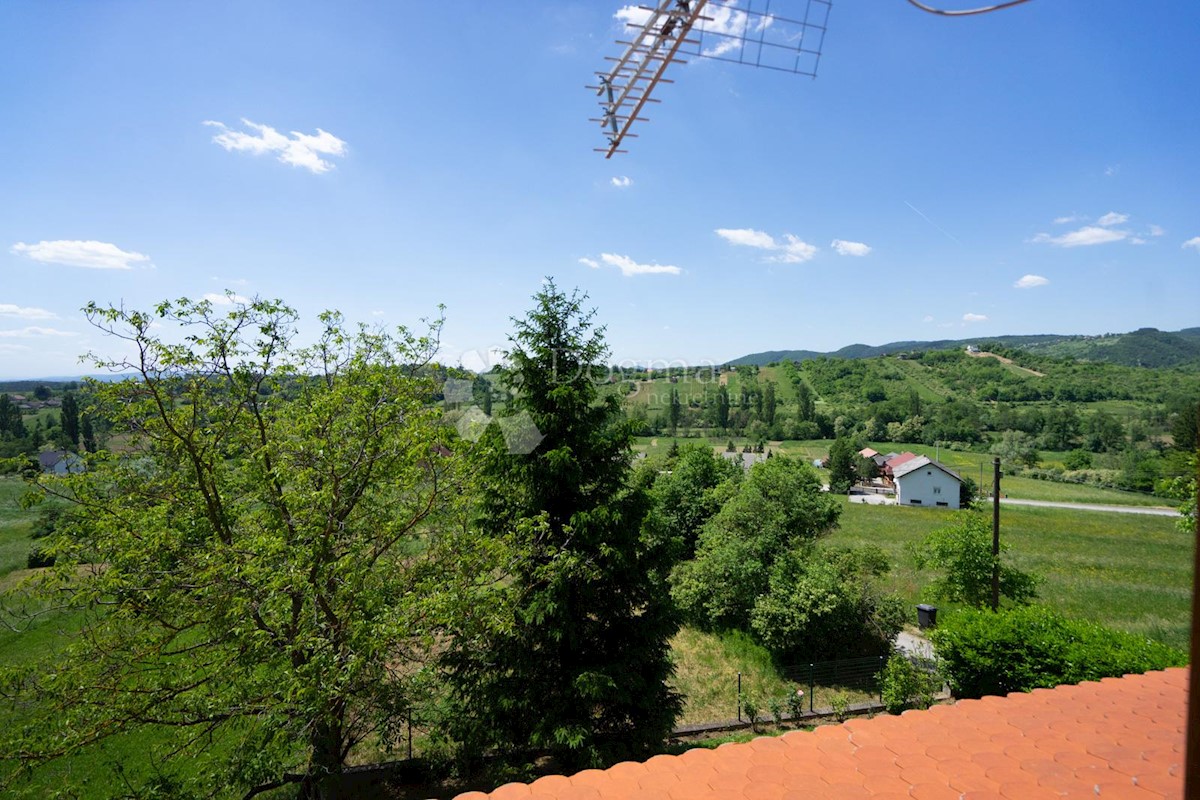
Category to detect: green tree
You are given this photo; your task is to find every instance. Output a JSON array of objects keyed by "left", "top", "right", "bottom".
[
  {"left": 990, "top": 430, "right": 1039, "bottom": 469},
  {"left": 716, "top": 384, "right": 731, "bottom": 430},
  {"left": 827, "top": 436, "right": 856, "bottom": 493},
  {"left": 3, "top": 297, "right": 500, "bottom": 799},
  {"left": 652, "top": 442, "right": 739, "bottom": 557},
  {"left": 0, "top": 394, "right": 23, "bottom": 438},
  {"left": 59, "top": 391, "right": 79, "bottom": 449},
  {"left": 763, "top": 382, "right": 776, "bottom": 426},
  {"left": 1171, "top": 401, "right": 1198, "bottom": 452},
  {"left": 910, "top": 512, "right": 1038, "bottom": 609},
  {"left": 668, "top": 386, "right": 682, "bottom": 435},
  {"left": 80, "top": 415, "right": 96, "bottom": 453},
  {"left": 750, "top": 545, "right": 906, "bottom": 661},
  {"left": 472, "top": 373, "right": 493, "bottom": 416},
  {"left": 671, "top": 456, "right": 840, "bottom": 630},
  {"left": 795, "top": 380, "right": 814, "bottom": 422},
  {"left": 443, "top": 281, "right": 681, "bottom": 768}
]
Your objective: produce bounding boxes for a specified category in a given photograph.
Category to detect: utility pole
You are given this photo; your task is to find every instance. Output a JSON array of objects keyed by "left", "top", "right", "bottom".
[{"left": 991, "top": 457, "right": 1001, "bottom": 611}]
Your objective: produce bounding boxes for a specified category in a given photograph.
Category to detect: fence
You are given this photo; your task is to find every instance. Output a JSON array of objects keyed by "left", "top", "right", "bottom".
[{"left": 732, "top": 655, "right": 889, "bottom": 724}]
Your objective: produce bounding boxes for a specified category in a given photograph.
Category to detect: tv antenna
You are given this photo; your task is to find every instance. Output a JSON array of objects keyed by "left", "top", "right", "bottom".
[{"left": 589, "top": 0, "right": 832, "bottom": 158}]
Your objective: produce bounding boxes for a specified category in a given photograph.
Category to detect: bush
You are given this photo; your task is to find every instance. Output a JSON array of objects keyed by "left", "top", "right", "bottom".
[
  {"left": 879, "top": 653, "right": 940, "bottom": 714},
  {"left": 741, "top": 696, "right": 761, "bottom": 730},
  {"left": 931, "top": 606, "right": 1186, "bottom": 699},
  {"left": 768, "top": 696, "right": 785, "bottom": 726},
  {"left": 829, "top": 691, "right": 850, "bottom": 722},
  {"left": 786, "top": 688, "right": 806, "bottom": 719}
]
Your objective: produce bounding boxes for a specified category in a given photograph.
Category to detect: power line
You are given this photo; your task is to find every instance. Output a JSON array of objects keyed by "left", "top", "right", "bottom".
[{"left": 904, "top": 0, "right": 1035, "bottom": 17}]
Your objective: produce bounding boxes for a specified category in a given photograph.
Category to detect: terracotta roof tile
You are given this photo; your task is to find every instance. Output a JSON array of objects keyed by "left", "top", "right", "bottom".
[{"left": 452, "top": 668, "right": 1187, "bottom": 800}]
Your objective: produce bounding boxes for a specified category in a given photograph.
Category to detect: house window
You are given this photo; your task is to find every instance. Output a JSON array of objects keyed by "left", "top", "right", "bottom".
[
  {"left": 910, "top": 499, "right": 922, "bottom": 505},
  {"left": 936, "top": 501, "right": 948, "bottom": 507},
  {"left": 933, "top": 486, "right": 942, "bottom": 495}
]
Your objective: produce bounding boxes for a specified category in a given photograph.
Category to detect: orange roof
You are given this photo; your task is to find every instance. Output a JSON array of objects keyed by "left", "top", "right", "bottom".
[{"left": 453, "top": 668, "right": 1187, "bottom": 800}]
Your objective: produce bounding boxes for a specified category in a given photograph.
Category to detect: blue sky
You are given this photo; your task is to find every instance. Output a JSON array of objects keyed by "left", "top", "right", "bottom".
[{"left": 2, "top": 0, "right": 1198, "bottom": 379}]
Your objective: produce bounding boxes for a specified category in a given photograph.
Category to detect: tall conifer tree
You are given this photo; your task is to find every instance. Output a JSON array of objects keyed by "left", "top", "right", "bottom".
[{"left": 446, "top": 280, "right": 680, "bottom": 768}]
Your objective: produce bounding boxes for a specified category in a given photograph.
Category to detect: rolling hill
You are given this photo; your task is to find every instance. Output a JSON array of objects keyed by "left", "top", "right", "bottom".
[{"left": 727, "top": 328, "right": 1200, "bottom": 369}]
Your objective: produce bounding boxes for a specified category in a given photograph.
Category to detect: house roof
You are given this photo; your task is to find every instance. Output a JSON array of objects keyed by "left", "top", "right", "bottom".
[
  {"left": 37, "top": 450, "right": 70, "bottom": 468},
  {"left": 884, "top": 452, "right": 919, "bottom": 470},
  {"left": 452, "top": 667, "right": 1187, "bottom": 800},
  {"left": 892, "top": 455, "right": 963, "bottom": 483},
  {"left": 858, "top": 447, "right": 879, "bottom": 459}
]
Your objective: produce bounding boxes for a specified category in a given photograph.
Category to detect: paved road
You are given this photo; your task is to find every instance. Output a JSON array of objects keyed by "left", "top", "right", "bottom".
[{"left": 997, "top": 497, "right": 1180, "bottom": 517}]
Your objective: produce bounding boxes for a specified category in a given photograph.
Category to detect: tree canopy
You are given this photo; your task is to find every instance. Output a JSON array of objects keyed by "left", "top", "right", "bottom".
[{"left": 2, "top": 297, "right": 509, "bottom": 799}]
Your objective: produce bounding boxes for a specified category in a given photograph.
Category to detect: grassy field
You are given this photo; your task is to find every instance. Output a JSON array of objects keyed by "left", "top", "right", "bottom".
[{"left": 831, "top": 498, "right": 1193, "bottom": 650}]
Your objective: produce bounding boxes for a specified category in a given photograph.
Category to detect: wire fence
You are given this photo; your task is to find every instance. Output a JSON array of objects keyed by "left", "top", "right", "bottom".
[{"left": 731, "top": 655, "right": 888, "bottom": 724}]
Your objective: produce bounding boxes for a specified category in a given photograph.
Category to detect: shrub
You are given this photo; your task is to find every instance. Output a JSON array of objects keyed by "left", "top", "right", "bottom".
[
  {"left": 829, "top": 691, "right": 850, "bottom": 722},
  {"left": 931, "top": 606, "right": 1186, "bottom": 699},
  {"left": 741, "top": 696, "right": 761, "bottom": 730},
  {"left": 786, "top": 688, "right": 806, "bottom": 720},
  {"left": 879, "top": 653, "right": 940, "bottom": 715},
  {"left": 768, "top": 696, "right": 785, "bottom": 726}
]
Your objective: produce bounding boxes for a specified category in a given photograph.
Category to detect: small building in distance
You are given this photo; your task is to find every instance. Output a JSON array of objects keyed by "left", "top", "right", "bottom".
[
  {"left": 892, "top": 455, "right": 962, "bottom": 509},
  {"left": 37, "top": 450, "right": 84, "bottom": 475},
  {"left": 721, "top": 451, "right": 768, "bottom": 471}
]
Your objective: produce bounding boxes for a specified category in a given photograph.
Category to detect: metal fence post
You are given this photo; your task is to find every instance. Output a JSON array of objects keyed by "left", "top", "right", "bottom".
[
  {"left": 879, "top": 655, "right": 885, "bottom": 704},
  {"left": 808, "top": 664, "right": 814, "bottom": 713},
  {"left": 737, "top": 671, "right": 742, "bottom": 722}
]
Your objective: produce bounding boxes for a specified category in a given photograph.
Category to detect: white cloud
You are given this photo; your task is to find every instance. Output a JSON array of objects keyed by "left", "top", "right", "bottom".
[
  {"left": 0, "top": 304, "right": 56, "bottom": 320},
  {"left": 922, "top": 315, "right": 934, "bottom": 323},
  {"left": 0, "top": 326, "right": 76, "bottom": 338},
  {"left": 1104, "top": 165, "right": 1118, "bottom": 177},
  {"left": 614, "top": 5, "right": 652, "bottom": 26},
  {"left": 11, "top": 240, "right": 151, "bottom": 270},
  {"left": 1053, "top": 214, "right": 1083, "bottom": 225},
  {"left": 1148, "top": 224, "right": 1165, "bottom": 237},
  {"left": 204, "top": 119, "right": 347, "bottom": 174},
  {"left": 1032, "top": 226, "right": 1127, "bottom": 247},
  {"left": 1097, "top": 211, "right": 1129, "bottom": 227},
  {"left": 1183, "top": 237, "right": 1200, "bottom": 251},
  {"left": 597, "top": 253, "right": 682, "bottom": 276},
  {"left": 370, "top": 310, "right": 386, "bottom": 317},
  {"left": 1130, "top": 237, "right": 1147, "bottom": 245},
  {"left": 830, "top": 239, "right": 871, "bottom": 257},
  {"left": 578, "top": 257, "right": 601, "bottom": 269},
  {"left": 716, "top": 228, "right": 777, "bottom": 249},
  {"left": 202, "top": 292, "right": 251, "bottom": 306},
  {"left": 716, "top": 228, "right": 818, "bottom": 263},
  {"left": 1014, "top": 274, "right": 1049, "bottom": 289},
  {"left": 611, "top": 176, "right": 633, "bottom": 188},
  {"left": 962, "top": 313, "right": 988, "bottom": 323},
  {"left": 772, "top": 235, "right": 817, "bottom": 264},
  {"left": 698, "top": 6, "right": 774, "bottom": 57}
]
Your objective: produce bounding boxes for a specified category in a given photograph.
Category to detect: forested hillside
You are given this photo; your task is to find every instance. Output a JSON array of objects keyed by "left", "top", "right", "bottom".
[
  {"left": 616, "top": 347, "right": 1200, "bottom": 498},
  {"left": 729, "top": 327, "right": 1200, "bottom": 369}
]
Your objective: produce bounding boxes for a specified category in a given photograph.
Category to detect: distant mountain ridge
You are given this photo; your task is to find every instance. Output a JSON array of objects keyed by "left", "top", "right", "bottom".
[{"left": 727, "top": 327, "right": 1200, "bottom": 369}]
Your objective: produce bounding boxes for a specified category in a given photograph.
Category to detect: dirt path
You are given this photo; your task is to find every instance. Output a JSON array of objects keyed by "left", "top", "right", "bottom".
[{"left": 967, "top": 350, "right": 1045, "bottom": 377}]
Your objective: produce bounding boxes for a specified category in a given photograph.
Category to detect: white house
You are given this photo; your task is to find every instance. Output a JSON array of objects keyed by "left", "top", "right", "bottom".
[{"left": 892, "top": 456, "right": 962, "bottom": 509}]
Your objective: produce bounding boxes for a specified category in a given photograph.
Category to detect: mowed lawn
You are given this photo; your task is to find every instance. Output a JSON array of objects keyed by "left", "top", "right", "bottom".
[{"left": 831, "top": 499, "right": 1194, "bottom": 650}]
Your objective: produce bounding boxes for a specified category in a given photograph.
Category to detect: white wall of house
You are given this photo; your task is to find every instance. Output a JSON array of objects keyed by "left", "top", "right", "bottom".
[{"left": 896, "top": 467, "right": 960, "bottom": 509}]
